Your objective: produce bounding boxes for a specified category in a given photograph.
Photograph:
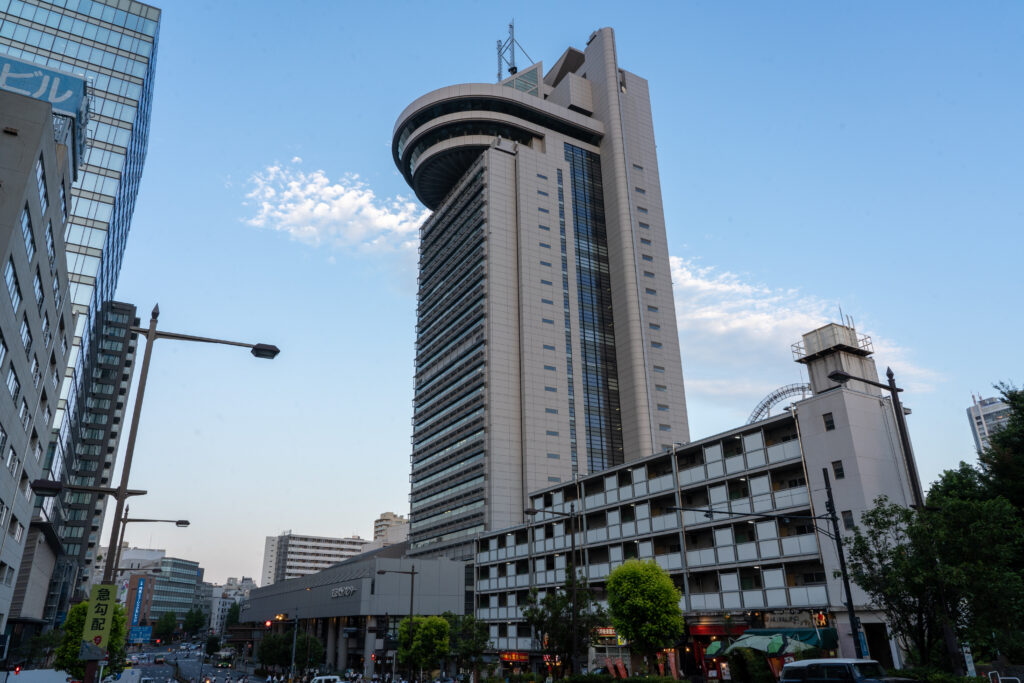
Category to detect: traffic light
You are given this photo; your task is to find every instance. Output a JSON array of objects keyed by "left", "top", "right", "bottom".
[
  {"left": 371, "top": 653, "right": 376, "bottom": 662},
  {"left": 156, "top": 639, "right": 161, "bottom": 645},
  {"left": 14, "top": 666, "right": 21, "bottom": 675},
  {"left": 264, "top": 620, "right": 272, "bottom": 629}
]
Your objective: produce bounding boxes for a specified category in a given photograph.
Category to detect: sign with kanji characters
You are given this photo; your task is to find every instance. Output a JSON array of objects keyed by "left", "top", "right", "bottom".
[
  {"left": 81, "top": 584, "right": 116, "bottom": 660},
  {"left": 0, "top": 54, "right": 86, "bottom": 118}
]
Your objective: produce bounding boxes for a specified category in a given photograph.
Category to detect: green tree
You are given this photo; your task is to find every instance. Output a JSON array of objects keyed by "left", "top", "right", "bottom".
[
  {"left": 206, "top": 635, "right": 221, "bottom": 656},
  {"left": 258, "top": 631, "right": 291, "bottom": 670},
  {"left": 521, "top": 570, "right": 607, "bottom": 673},
  {"left": 184, "top": 608, "right": 207, "bottom": 636},
  {"left": 295, "top": 631, "right": 325, "bottom": 672},
  {"left": 17, "top": 629, "right": 63, "bottom": 667},
  {"left": 154, "top": 611, "right": 178, "bottom": 641},
  {"left": 225, "top": 602, "right": 241, "bottom": 629},
  {"left": 847, "top": 494, "right": 1024, "bottom": 667},
  {"left": 606, "top": 560, "right": 684, "bottom": 669},
  {"left": 54, "top": 602, "right": 128, "bottom": 678},
  {"left": 398, "top": 616, "right": 450, "bottom": 675},
  {"left": 443, "top": 612, "right": 489, "bottom": 676},
  {"left": 977, "top": 383, "right": 1024, "bottom": 512}
]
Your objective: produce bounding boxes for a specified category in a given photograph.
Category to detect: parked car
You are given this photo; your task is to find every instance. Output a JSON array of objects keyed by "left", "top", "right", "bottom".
[
  {"left": 154, "top": 655, "right": 165, "bottom": 664},
  {"left": 780, "top": 659, "right": 913, "bottom": 683},
  {"left": 311, "top": 676, "right": 342, "bottom": 683}
]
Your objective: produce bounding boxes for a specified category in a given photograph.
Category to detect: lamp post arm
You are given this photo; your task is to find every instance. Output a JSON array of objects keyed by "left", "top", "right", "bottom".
[{"left": 134, "top": 328, "right": 259, "bottom": 350}]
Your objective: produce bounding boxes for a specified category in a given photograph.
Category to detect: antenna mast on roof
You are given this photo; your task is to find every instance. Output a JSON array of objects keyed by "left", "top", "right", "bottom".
[{"left": 497, "top": 20, "right": 534, "bottom": 82}]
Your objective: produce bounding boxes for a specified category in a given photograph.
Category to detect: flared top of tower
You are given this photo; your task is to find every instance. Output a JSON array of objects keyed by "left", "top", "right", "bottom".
[{"left": 392, "top": 28, "right": 625, "bottom": 209}]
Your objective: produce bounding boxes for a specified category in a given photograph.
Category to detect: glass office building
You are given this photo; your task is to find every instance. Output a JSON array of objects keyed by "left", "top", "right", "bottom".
[
  {"left": 0, "top": 0, "right": 160, "bottom": 617},
  {"left": 393, "top": 29, "right": 690, "bottom": 558}
]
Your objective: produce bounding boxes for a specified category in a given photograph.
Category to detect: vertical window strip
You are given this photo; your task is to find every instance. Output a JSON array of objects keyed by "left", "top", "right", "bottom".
[
  {"left": 21, "top": 208, "right": 35, "bottom": 262},
  {"left": 35, "top": 156, "right": 48, "bottom": 215},
  {"left": 557, "top": 169, "right": 579, "bottom": 474}
]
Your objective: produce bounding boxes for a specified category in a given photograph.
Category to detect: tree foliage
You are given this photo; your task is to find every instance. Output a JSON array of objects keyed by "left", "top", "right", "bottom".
[
  {"left": 226, "top": 602, "right": 241, "bottom": 629},
  {"left": 154, "top": 611, "right": 178, "bottom": 641},
  {"left": 443, "top": 612, "right": 489, "bottom": 671},
  {"left": 54, "top": 601, "right": 128, "bottom": 678},
  {"left": 977, "top": 383, "right": 1024, "bottom": 512},
  {"left": 184, "top": 608, "right": 207, "bottom": 636},
  {"left": 17, "top": 628, "right": 63, "bottom": 667},
  {"left": 521, "top": 570, "right": 607, "bottom": 673},
  {"left": 259, "top": 632, "right": 291, "bottom": 670},
  {"left": 206, "top": 635, "right": 221, "bottom": 656},
  {"left": 606, "top": 560, "right": 684, "bottom": 664},
  {"left": 295, "top": 632, "right": 325, "bottom": 672},
  {"left": 398, "top": 615, "right": 450, "bottom": 674}
]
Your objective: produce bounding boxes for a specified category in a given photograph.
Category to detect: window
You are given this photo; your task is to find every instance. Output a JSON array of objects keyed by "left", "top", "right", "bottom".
[
  {"left": 547, "top": 453, "right": 560, "bottom": 459},
  {"left": 642, "top": 254, "right": 653, "bottom": 262},
  {"left": 647, "top": 305, "right": 658, "bottom": 312},
  {"left": 651, "top": 341, "right": 662, "bottom": 349},
  {"left": 35, "top": 156, "right": 48, "bottom": 214},
  {"left": 542, "top": 344, "right": 555, "bottom": 351},
  {"left": 655, "top": 384, "right": 667, "bottom": 392},
  {"left": 21, "top": 207, "right": 35, "bottom": 262},
  {"left": 19, "top": 400, "right": 30, "bottom": 431},
  {"left": 832, "top": 460, "right": 846, "bottom": 479},
  {"left": 538, "top": 207, "right": 549, "bottom": 214},
  {"left": 7, "top": 367, "right": 20, "bottom": 402},
  {"left": 639, "top": 222, "right": 650, "bottom": 229},
  {"left": 645, "top": 288, "right": 657, "bottom": 295},
  {"left": 59, "top": 183, "right": 67, "bottom": 221},
  {"left": 637, "top": 206, "right": 648, "bottom": 214},
  {"left": 19, "top": 316, "right": 31, "bottom": 357},
  {"left": 659, "top": 424, "right": 672, "bottom": 432},
  {"left": 823, "top": 413, "right": 836, "bottom": 431},
  {"left": 545, "top": 408, "right": 558, "bottom": 414},
  {"left": 539, "top": 242, "right": 551, "bottom": 249},
  {"left": 52, "top": 272, "right": 61, "bottom": 311},
  {"left": 537, "top": 190, "right": 549, "bottom": 197},
  {"left": 33, "top": 270, "right": 44, "bottom": 312},
  {"left": 29, "top": 356, "right": 40, "bottom": 388},
  {"left": 653, "top": 365, "right": 665, "bottom": 373},
  {"left": 649, "top": 323, "right": 660, "bottom": 330},
  {"left": 42, "top": 313, "right": 51, "bottom": 349},
  {"left": 5, "top": 447, "right": 16, "bottom": 475},
  {"left": 640, "top": 237, "right": 651, "bottom": 245},
  {"left": 543, "top": 365, "right": 556, "bottom": 371},
  {"left": 644, "top": 271, "right": 655, "bottom": 278},
  {"left": 541, "top": 318, "right": 554, "bottom": 325},
  {"left": 541, "top": 298, "right": 554, "bottom": 305},
  {"left": 544, "top": 386, "right": 557, "bottom": 393},
  {"left": 45, "top": 222, "right": 56, "bottom": 272},
  {"left": 635, "top": 186, "right": 646, "bottom": 194},
  {"left": 546, "top": 430, "right": 559, "bottom": 437},
  {"left": 547, "top": 476, "right": 560, "bottom": 483},
  {"left": 5, "top": 259, "right": 21, "bottom": 312},
  {"left": 657, "top": 404, "right": 669, "bottom": 412},
  {"left": 538, "top": 224, "right": 550, "bottom": 231},
  {"left": 632, "top": 163, "right": 644, "bottom": 171},
  {"left": 540, "top": 261, "right": 552, "bottom": 267},
  {"left": 841, "top": 510, "right": 856, "bottom": 530},
  {"left": 537, "top": 173, "right": 548, "bottom": 180},
  {"left": 540, "top": 279, "right": 552, "bottom": 286}
]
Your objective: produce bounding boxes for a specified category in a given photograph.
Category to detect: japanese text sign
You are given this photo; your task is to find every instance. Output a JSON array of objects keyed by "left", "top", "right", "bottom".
[
  {"left": 0, "top": 54, "right": 86, "bottom": 117},
  {"left": 82, "top": 584, "right": 116, "bottom": 658}
]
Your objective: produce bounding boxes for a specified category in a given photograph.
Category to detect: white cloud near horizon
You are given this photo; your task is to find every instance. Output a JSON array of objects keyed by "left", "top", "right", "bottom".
[
  {"left": 669, "top": 255, "right": 940, "bottom": 414},
  {"left": 244, "top": 160, "right": 428, "bottom": 252}
]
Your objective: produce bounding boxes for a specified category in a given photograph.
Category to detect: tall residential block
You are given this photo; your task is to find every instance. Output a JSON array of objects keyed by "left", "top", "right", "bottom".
[
  {"left": 0, "top": 62, "right": 82, "bottom": 635},
  {"left": 967, "top": 394, "right": 1010, "bottom": 453},
  {"left": 0, "top": 0, "right": 161, "bottom": 623},
  {"left": 373, "top": 511, "right": 407, "bottom": 541},
  {"left": 393, "top": 28, "right": 689, "bottom": 557},
  {"left": 261, "top": 532, "right": 370, "bottom": 586}
]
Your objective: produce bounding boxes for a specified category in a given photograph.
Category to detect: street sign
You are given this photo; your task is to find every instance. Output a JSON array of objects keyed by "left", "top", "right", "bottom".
[
  {"left": 81, "top": 584, "right": 117, "bottom": 660},
  {"left": 129, "top": 626, "right": 153, "bottom": 644}
]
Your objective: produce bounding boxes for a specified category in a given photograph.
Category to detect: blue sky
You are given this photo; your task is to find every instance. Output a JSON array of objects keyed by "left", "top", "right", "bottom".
[{"left": 109, "top": 1, "right": 1023, "bottom": 584}]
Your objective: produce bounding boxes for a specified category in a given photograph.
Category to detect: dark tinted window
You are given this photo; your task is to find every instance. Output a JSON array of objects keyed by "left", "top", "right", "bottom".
[{"left": 823, "top": 664, "right": 854, "bottom": 680}]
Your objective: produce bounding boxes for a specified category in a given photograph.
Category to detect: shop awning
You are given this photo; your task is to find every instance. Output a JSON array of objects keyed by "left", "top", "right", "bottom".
[
  {"left": 722, "top": 628, "right": 838, "bottom": 655},
  {"left": 704, "top": 641, "right": 725, "bottom": 657}
]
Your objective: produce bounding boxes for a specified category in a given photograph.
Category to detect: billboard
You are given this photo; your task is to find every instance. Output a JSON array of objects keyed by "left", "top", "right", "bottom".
[
  {"left": 0, "top": 53, "right": 86, "bottom": 118},
  {"left": 129, "top": 626, "right": 153, "bottom": 644}
]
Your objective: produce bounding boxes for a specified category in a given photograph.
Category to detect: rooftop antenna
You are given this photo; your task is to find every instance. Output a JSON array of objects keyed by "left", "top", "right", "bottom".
[{"left": 497, "top": 20, "right": 534, "bottom": 82}]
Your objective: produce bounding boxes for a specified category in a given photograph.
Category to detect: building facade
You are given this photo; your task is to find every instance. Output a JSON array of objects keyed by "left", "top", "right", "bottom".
[
  {"left": 373, "top": 512, "right": 406, "bottom": 541},
  {"left": 394, "top": 27, "right": 690, "bottom": 559},
  {"left": 0, "top": 75, "right": 81, "bottom": 634},
  {"left": 473, "top": 323, "right": 920, "bottom": 672},
  {"left": 967, "top": 394, "right": 1010, "bottom": 453},
  {"left": 242, "top": 545, "right": 468, "bottom": 676},
  {"left": 261, "top": 532, "right": 370, "bottom": 586},
  {"left": 0, "top": 0, "right": 161, "bottom": 623}
]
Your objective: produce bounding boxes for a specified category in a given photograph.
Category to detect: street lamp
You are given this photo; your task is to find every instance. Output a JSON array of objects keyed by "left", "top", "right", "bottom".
[
  {"left": 669, "top": 466, "right": 864, "bottom": 659},
  {"left": 377, "top": 565, "right": 417, "bottom": 679},
  {"left": 827, "top": 367, "right": 923, "bottom": 508},
  {"left": 524, "top": 504, "right": 580, "bottom": 674},
  {"left": 112, "top": 504, "right": 190, "bottom": 571},
  {"left": 102, "top": 304, "right": 278, "bottom": 586}
]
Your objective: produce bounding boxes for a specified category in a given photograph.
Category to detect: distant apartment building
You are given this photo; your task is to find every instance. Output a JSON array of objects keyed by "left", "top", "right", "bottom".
[
  {"left": 261, "top": 532, "right": 369, "bottom": 586},
  {"left": 374, "top": 512, "right": 407, "bottom": 541},
  {"left": 210, "top": 576, "right": 256, "bottom": 635},
  {"left": 0, "top": 70, "right": 82, "bottom": 634},
  {"left": 967, "top": 394, "right": 1011, "bottom": 452},
  {"left": 474, "top": 323, "right": 922, "bottom": 670},
  {"left": 119, "top": 548, "right": 203, "bottom": 629}
]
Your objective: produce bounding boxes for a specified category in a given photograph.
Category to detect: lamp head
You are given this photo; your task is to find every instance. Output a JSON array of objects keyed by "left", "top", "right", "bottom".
[
  {"left": 30, "top": 479, "right": 62, "bottom": 497},
  {"left": 523, "top": 508, "right": 539, "bottom": 516},
  {"left": 827, "top": 370, "right": 853, "bottom": 385},
  {"left": 175, "top": 520, "right": 190, "bottom": 527},
  {"left": 251, "top": 343, "right": 280, "bottom": 360}
]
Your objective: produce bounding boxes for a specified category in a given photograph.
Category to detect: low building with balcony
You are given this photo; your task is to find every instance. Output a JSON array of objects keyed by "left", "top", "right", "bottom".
[{"left": 473, "top": 323, "right": 919, "bottom": 675}]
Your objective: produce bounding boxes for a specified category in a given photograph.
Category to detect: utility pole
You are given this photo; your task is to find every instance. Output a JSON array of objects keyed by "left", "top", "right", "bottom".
[{"left": 822, "top": 468, "right": 864, "bottom": 658}]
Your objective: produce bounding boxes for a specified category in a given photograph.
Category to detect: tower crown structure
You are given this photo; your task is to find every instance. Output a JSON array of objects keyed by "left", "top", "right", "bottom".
[{"left": 396, "top": 28, "right": 689, "bottom": 557}]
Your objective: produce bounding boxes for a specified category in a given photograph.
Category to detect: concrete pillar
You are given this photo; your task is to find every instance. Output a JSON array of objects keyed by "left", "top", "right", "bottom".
[
  {"left": 363, "top": 615, "right": 376, "bottom": 676},
  {"left": 338, "top": 617, "right": 350, "bottom": 673},
  {"left": 327, "top": 618, "right": 338, "bottom": 670}
]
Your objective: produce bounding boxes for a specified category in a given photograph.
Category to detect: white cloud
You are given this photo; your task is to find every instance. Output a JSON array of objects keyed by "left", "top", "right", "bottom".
[
  {"left": 244, "top": 160, "right": 429, "bottom": 252},
  {"left": 669, "top": 255, "right": 940, "bottom": 417}
]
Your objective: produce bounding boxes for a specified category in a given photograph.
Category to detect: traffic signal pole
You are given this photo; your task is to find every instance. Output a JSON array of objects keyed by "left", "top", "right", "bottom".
[{"left": 822, "top": 468, "right": 864, "bottom": 658}]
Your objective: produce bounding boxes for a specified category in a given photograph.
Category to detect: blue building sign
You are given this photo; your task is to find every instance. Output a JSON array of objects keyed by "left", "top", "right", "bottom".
[
  {"left": 0, "top": 53, "right": 86, "bottom": 118},
  {"left": 128, "top": 626, "right": 152, "bottom": 644}
]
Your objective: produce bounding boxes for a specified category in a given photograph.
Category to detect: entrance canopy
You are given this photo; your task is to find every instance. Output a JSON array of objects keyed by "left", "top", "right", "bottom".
[{"left": 718, "top": 628, "right": 838, "bottom": 656}]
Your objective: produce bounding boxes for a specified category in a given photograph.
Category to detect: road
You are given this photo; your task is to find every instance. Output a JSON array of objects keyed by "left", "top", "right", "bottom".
[{"left": 127, "top": 650, "right": 262, "bottom": 683}]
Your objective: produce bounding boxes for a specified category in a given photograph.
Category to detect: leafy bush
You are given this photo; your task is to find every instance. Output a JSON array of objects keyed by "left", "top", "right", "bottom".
[
  {"left": 886, "top": 668, "right": 987, "bottom": 683},
  {"left": 725, "top": 648, "right": 774, "bottom": 683}
]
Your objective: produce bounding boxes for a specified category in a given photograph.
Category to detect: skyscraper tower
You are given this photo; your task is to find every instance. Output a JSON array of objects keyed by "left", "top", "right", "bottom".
[
  {"left": 393, "top": 28, "right": 689, "bottom": 557},
  {"left": 0, "top": 0, "right": 161, "bottom": 619}
]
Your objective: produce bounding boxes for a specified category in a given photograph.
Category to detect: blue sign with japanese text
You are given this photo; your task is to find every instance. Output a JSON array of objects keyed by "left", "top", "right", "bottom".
[
  {"left": 0, "top": 53, "right": 86, "bottom": 117},
  {"left": 128, "top": 626, "right": 152, "bottom": 644}
]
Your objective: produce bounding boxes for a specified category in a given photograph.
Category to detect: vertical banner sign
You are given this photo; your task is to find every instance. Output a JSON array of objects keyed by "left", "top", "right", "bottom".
[{"left": 81, "top": 584, "right": 116, "bottom": 660}]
